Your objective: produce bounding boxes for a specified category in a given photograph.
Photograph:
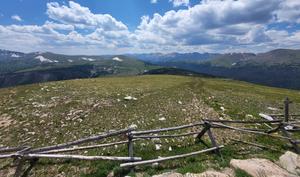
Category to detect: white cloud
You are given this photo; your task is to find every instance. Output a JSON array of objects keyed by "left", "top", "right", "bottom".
[
  {"left": 276, "top": 0, "right": 300, "bottom": 23},
  {"left": 11, "top": 15, "right": 22, "bottom": 22},
  {"left": 169, "top": 0, "right": 189, "bottom": 7},
  {"left": 136, "top": 0, "right": 281, "bottom": 48},
  {"left": 151, "top": 0, "right": 158, "bottom": 4},
  {"left": 0, "top": 0, "right": 300, "bottom": 54},
  {"left": 46, "top": 1, "right": 127, "bottom": 31}
]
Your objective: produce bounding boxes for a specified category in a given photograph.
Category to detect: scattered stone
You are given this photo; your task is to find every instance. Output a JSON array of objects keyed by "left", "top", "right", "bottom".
[
  {"left": 151, "top": 162, "right": 159, "bottom": 168},
  {"left": 129, "top": 124, "right": 138, "bottom": 129},
  {"left": 230, "top": 158, "right": 296, "bottom": 177},
  {"left": 124, "top": 96, "right": 137, "bottom": 101},
  {"left": 284, "top": 125, "right": 294, "bottom": 130},
  {"left": 267, "top": 107, "right": 280, "bottom": 111},
  {"left": 159, "top": 117, "right": 166, "bottom": 121},
  {"left": 168, "top": 146, "right": 172, "bottom": 151},
  {"left": 245, "top": 114, "right": 253, "bottom": 119},
  {"left": 279, "top": 151, "right": 300, "bottom": 175},
  {"left": 0, "top": 114, "right": 14, "bottom": 128},
  {"left": 155, "top": 144, "right": 162, "bottom": 150},
  {"left": 259, "top": 113, "right": 274, "bottom": 121},
  {"left": 220, "top": 107, "right": 225, "bottom": 111},
  {"left": 178, "top": 101, "right": 183, "bottom": 105}
]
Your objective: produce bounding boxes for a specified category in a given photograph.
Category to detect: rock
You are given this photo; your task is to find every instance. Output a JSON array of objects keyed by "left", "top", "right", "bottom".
[
  {"left": 267, "top": 107, "right": 279, "bottom": 111},
  {"left": 159, "top": 117, "right": 166, "bottom": 121},
  {"left": 129, "top": 124, "right": 138, "bottom": 129},
  {"left": 107, "top": 171, "right": 114, "bottom": 177},
  {"left": 153, "top": 172, "right": 183, "bottom": 177},
  {"left": 184, "top": 168, "right": 234, "bottom": 177},
  {"left": 185, "top": 171, "right": 230, "bottom": 177},
  {"left": 245, "top": 114, "right": 254, "bottom": 119},
  {"left": 220, "top": 107, "right": 225, "bottom": 111},
  {"left": 279, "top": 151, "right": 300, "bottom": 175},
  {"left": 155, "top": 144, "right": 162, "bottom": 150},
  {"left": 124, "top": 96, "right": 137, "bottom": 101},
  {"left": 151, "top": 162, "right": 159, "bottom": 168},
  {"left": 230, "top": 158, "right": 296, "bottom": 177}
]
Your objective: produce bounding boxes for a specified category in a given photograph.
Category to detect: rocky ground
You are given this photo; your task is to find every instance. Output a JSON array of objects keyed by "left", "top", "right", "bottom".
[
  {"left": 1, "top": 75, "right": 300, "bottom": 176},
  {"left": 151, "top": 151, "right": 300, "bottom": 177}
]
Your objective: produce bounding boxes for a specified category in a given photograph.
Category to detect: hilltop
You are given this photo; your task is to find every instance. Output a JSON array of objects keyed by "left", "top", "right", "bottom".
[{"left": 0, "top": 75, "right": 300, "bottom": 176}]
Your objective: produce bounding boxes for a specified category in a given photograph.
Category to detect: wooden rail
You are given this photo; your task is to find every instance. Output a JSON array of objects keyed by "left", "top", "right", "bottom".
[
  {"left": 132, "top": 122, "right": 204, "bottom": 135},
  {"left": 120, "top": 146, "right": 224, "bottom": 168},
  {"left": 29, "top": 128, "right": 132, "bottom": 153}
]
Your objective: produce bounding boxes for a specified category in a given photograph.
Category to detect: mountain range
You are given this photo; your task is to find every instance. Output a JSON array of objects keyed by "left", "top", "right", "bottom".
[
  {"left": 0, "top": 49, "right": 158, "bottom": 88},
  {"left": 129, "top": 49, "right": 300, "bottom": 89},
  {"left": 0, "top": 48, "right": 300, "bottom": 89}
]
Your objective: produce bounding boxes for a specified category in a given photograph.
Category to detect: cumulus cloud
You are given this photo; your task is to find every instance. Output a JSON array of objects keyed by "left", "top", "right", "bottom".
[
  {"left": 276, "top": 0, "right": 300, "bottom": 23},
  {"left": 136, "top": 0, "right": 281, "bottom": 47},
  {"left": 0, "top": 0, "right": 300, "bottom": 54},
  {"left": 169, "top": 0, "right": 189, "bottom": 7},
  {"left": 11, "top": 15, "right": 22, "bottom": 22},
  {"left": 46, "top": 1, "right": 127, "bottom": 31},
  {"left": 151, "top": 0, "right": 158, "bottom": 4}
]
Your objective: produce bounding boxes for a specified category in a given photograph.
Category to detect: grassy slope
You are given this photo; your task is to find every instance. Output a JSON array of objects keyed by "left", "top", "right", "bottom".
[{"left": 0, "top": 75, "right": 300, "bottom": 176}]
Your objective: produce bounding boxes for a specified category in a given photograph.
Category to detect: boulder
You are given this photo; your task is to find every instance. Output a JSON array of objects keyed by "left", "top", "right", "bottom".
[
  {"left": 230, "top": 158, "right": 296, "bottom": 177},
  {"left": 185, "top": 171, "right": 231, "bottom": 177},
  {"left": 153, "top": 172, "right": 183, "bottom": 177},
  {"left": 279, "top": 151, "right": 300, "bottom": 175}
]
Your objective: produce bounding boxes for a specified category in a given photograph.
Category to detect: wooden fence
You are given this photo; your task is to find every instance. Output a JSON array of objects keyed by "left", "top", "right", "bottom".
[{"left": 0, "top": 97, "right": 300, "bottom": 177}]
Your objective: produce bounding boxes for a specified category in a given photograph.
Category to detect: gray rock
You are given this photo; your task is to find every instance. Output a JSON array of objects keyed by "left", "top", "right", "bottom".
[
  {"left": 153, "top": 172, "right": 183, "bottom": 177},
  {"left": 279, "top": 151, "right": 300, "bottom": 175},
  {"left": 230, "top": 158, "right": 296, "bottom": 177}
]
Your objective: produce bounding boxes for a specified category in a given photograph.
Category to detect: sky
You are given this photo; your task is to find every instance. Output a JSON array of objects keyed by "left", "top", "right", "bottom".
[{"left": 0, "top": 0, "right": 299, "bottom": 55}]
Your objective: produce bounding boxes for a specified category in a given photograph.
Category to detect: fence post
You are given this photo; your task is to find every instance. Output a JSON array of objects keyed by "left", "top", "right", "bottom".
[
  {"left": 205, "top": 123, "right": 221, "bottom": 157},
  {"left": 127, "top": 129, "right": 134, "bottom": 173},
  {"left": 284, "top": 97, "right": 290, "bottom": 122}
]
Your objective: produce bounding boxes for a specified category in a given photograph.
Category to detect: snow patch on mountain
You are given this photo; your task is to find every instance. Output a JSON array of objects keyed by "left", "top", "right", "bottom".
[
  {"left": 81, "top": 57, "right": 95, "bottom": 62},
  {"left": 112, "top": 57, "right": 123, "bottom": 62},
  {"left": 35, "top": 55, "right": 54, "bottom": 63},
  {"left": 11, "top": 53, "right": 20, "bottom": 58}
]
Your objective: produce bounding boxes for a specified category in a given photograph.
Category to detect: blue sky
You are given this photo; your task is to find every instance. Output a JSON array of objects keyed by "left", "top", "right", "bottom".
[{"left": 0, "top": 0, "right": 299, "bottom": 55}]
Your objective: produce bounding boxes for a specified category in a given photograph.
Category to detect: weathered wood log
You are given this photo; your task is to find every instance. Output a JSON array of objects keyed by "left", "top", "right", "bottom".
[
  {"left": 206, "top": 126, "right": 221, "bottom": 156},
  {"left": 268, "top": 114, "right": 300, "bottom": 117},
  {"left": 211, "top": 123, "right": 292, "bottom": 140},
  {"left": 203, "top": 119, "right": 281, "bottom": 124},
  {"left": 29, "top": 128, "right": 132, "bottom": 153},
  {"left": 14, "top": 158, "right": 25, "bottom": 177},
  {"left": 280, "top": 128, "right": 300, "bottom": 154},
  {"left": 41, "top": 140, "right": 134, "bottom": 154},
  {"left": 120, "top": 145, "right": 224, "bottom": 168},
  {"left": 133, "top": 131, "right": 201, "bottom": 139},
  {"left": 24, "top": 154, "right": 142, "bottom": 162},
  {"left": 229, "top": 138, "right": 281, "bottom": 152},
  {"left": 196, "top": 123, "right": 211, "bottom": 141},
  {"left": 212, "top": 125, "right": 268, "bottom": 132},
  {"left": 0, "top": 146, "right": 29, "bottom": 154},
  {"left": 265, "top": 124, "right": 282, "bottom": 134},
  {"left": 132, "top": 122, "right": 204, "bottom": 135},
  {"left": 0, "top": 153, "right": 15, "bottom": 159}
]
